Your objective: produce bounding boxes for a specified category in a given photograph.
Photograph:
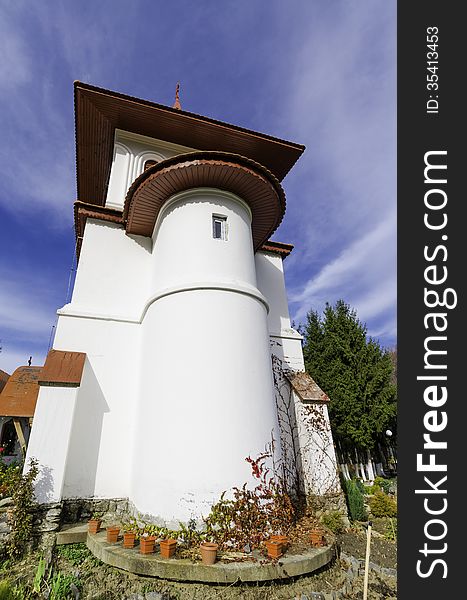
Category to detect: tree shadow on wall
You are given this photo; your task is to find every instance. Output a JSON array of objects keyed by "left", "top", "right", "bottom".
[
  {"left": 34, "top": 464, "right": 54, "bottom": 504},
  {"left": 61, "top": 359, "right": 109, "bottom": 497}
]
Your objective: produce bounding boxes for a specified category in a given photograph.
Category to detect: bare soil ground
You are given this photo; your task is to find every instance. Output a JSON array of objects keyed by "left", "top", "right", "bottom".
[
  {"left": 1, "top": 529, "right": 397, "bottom": 599},
  {"left": 338, "top": 529, "right": 397, "bottom": 570}
]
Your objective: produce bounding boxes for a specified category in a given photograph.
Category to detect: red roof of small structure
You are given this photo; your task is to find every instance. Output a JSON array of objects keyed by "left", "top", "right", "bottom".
[
  {"left": 39, "top": 350, "right": 86, "bottom": 387},
  {"left": 0, "top": 370, "right": 9, "bottom": 395},
  {"left": 284, "top": 371, "right": 330, "bottom": 403},
  {"left": 0, "top": 366, "right": 41, "bottom": 417}
]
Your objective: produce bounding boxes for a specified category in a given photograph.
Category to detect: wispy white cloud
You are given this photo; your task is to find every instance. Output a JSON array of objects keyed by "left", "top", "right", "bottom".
[
  {"left": 0, "top": 4, "right": 75, "bottom": 224},
  {"left": 287, "top": 5, "right": 395, "bottom": 235},
  {"left": 0, "top": 0, "right": 396, "bottom": 372},
  {"left": 290, "top": 211, "right": 396, "bottom": 321},
  {"left": 277, "top": 2, "right": 396, "bottom": 345},
  {"left": 0, "top": 265, "right": 59, "bottom": 373},
  {"left": 0, "top": 11, "right": 31, "bottom": 90},
  {"left": 367, "top": 316, "right": 397, "bottom": 345},
  {"left": 0, "top": 281, "right": 56, "bottom": 337},
  {"left": 0, "top": 1, "right": 148, "bottom": 225}
]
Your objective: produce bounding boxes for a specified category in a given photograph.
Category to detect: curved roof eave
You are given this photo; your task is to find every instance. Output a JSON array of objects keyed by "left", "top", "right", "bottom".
[{"left": 124, "top": 151, "right": 286, "bottom": 251}]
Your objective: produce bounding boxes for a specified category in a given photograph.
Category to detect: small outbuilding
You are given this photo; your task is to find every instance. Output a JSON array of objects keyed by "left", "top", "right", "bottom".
[{"left": 0, "top": 366, "right": 41, "bottom": 461}]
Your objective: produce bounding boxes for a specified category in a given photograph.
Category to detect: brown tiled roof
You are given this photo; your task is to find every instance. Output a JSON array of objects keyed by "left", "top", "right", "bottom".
[
  {"left": 285, "top": 371, "right": 330, "bottom": 403},
  {"left": 259, "top": 240, "right": 294, "bottom": 257},
  {"left": 0, "top": 370, "right": 9, "bottom": 394},
  {"left": 39, "top": 350, "right": 86, "bottom": 387},
  {"left": 125, "top": 152, "right": 285, "bottom": 251},
  {"left": 0, "top": 366, "right": 41, "bottom": 417},
  {"left": 74, "top": 81, "right": 305, "bottom": 206}
]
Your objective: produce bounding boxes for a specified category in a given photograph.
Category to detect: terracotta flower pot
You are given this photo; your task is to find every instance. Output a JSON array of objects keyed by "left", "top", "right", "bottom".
[
  {"left": 265, "top": 540, "right": 283, "bottom": 559},
  {"left": 200, "top": 542, "right": 218, "bottom": 565},
  {"left": 106, "top": 526, "right": 120, "bottom": 543},
  {"left": 139, "top": 535, "right": 156, "bottom": 554},
  {"left": 160, "top": 538, "right": 177, "bottom": 559},
  {"left": 88, "top": 519, "right": 101, "bottom": 534},
  {"left": 123, "top": 532, "right": 136, "bottom": 548},
  {"left": 310, "top": 529, "right": 325, "bottom": 547},
  {"left": 270, "top": 534, "right": 288, "bottom": 552}
]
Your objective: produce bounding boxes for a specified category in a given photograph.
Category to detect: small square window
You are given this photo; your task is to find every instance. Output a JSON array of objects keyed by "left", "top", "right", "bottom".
[{"left": 212, "top": 215, "right": 227, "bottom": 240}]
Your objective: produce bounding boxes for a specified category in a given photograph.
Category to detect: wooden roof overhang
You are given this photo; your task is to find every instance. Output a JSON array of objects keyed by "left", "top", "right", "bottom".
[
  {"left": 124, "top": 151, "right": 286, "bottom": 251},
  {"left": 74, "top": 82, "right": 305, "bottom": 206}
]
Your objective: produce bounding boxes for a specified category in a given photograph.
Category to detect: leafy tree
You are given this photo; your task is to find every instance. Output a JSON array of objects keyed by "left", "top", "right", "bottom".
[
  {"left": 302, "top": 300, "right": 396, "bottom": 451},
  {"left": 389, "top": 346, "right": 397, "bottom": 386}
]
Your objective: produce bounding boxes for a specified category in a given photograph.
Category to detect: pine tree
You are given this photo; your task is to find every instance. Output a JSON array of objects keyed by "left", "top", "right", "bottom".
[{"left": 302, "top": 300, "right": 396, "bottom": 451}]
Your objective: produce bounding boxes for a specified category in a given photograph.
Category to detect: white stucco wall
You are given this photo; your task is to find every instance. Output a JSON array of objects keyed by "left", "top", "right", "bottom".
[
  {"left": 52, "top": 218, "right": 150, "bottom": 500},
  {"left": 256, "top": 252, "right": 341, "bottom": 497},
  {"left": 25, "top": 385, "right": 79, "bottom": 503},
  {"left": 131, "top": 188, "right": 280, "bottom": 524},
  {"left": 149, "top": 189, "right": 257, "bottom": 293},
  {"left": 255, "top": 250, "right": 305, "bottom": 371},
  {"left": 294, "top": 399, "right": 341, "bottom": 495},
  {"left": 31, "top": 187, "right": 280, "bottom": 522},
  {"left": 69, "top": 219, "right": 152, "bottom": 320},
  {"left": 52, "top": 314, "right": 142, "bottom": 500},
  {"left": 272, "top": 354, "right": 341, "bottom": 497},
  {"left": 255, "top": 251, "right": 291, "bottom": 336},
  {"left": 27, "top": 126, "right": 342, "bottom": 518},
  {"left": 105, "top": 130, "right": 195, "bottom": 209},
  {"left": 133, "top": 289, "right": 278, "bottom": 524}
]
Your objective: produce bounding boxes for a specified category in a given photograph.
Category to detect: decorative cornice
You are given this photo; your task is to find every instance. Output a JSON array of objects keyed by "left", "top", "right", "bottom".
[{"left": 58, "top": 280, "right": 269, "bottom": 324}]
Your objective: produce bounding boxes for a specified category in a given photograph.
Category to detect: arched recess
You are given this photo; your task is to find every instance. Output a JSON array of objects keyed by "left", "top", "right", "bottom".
[
  {"left": 132, "top": 150, "right": 166, "bottom": 184},
  {"left": 106, "top": 142, "right": 132, "bottom": 209}
]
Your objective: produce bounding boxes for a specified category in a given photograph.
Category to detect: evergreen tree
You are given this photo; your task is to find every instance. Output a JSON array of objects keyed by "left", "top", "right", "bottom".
[{"left": 302, "top": 300, "right": 396, "bottom": 451}]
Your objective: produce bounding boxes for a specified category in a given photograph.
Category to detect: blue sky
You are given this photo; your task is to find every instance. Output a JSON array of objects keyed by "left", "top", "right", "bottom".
[{"left": 0, "top": 0, "right": 396, "bottom": 374}]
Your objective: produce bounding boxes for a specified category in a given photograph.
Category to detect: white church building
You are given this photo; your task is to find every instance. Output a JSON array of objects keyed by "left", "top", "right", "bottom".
[{"left": 25, "top": 82, "right": 342, "bottom": 525}]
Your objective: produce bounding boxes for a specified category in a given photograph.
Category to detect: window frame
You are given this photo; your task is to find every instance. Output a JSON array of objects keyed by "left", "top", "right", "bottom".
[{"left": 212, "top": 214, "right": 228, "bottom": 241}]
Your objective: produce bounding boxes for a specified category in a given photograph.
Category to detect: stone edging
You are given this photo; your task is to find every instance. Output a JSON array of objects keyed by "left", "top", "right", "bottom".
[
  {"left": 312, "top": 552, "right": 396, "bottom": 600},
  {"left": 340, "top": 551, "right": 397, "bottom": 579},
  {"left": 87, "top": 531, "right": 335, "bottom": 583},
  {"left": 116, "top": 551, "right": 397, "bottom": 600}
]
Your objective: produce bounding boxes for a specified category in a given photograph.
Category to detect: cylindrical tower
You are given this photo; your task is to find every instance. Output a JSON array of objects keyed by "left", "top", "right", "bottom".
[{"left": 125, "top": 153, "right": 286, "bottom": 523}]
